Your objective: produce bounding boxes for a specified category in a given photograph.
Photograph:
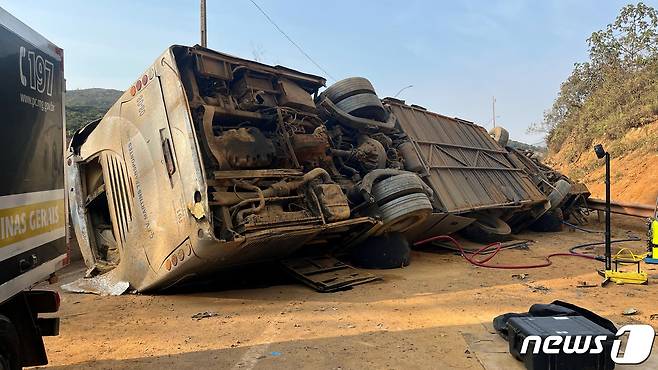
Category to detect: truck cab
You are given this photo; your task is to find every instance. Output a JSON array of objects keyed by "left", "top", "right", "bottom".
[{"left": 0, "top": 6, "right": 67, "bottom": 369}]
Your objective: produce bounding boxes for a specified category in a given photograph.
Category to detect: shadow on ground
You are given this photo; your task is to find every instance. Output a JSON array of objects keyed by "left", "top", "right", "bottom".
[{"left": 42, "top": 324, "right": 487, "bottom": 370}]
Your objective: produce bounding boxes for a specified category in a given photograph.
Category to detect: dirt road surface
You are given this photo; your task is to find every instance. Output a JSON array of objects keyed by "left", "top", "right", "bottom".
[{"left": 35, "top": 214, "right": 658, "bottom": 369}]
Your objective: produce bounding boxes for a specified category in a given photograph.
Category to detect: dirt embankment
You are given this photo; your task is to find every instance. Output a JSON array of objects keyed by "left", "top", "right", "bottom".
[{"left": 546, "top": 120, "right": 658, "bottom": 205}]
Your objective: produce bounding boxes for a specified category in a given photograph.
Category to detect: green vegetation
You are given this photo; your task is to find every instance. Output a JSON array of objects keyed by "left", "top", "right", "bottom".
[
  {"left": 532, "top": 2, "right": 658, "bottom": 155},
  {"left": 66, "top": 88, "right": 122, "bottom": 137}
]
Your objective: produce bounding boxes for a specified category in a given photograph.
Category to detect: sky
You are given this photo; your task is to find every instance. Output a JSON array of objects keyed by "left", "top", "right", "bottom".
[{"left": 3, "top": 0, "right": 656, "bottom": 144}]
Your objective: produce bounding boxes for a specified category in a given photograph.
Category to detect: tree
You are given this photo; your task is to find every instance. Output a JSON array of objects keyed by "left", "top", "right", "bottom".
[
  {"left": 588, "top": 2, "right": 658, "bottom": 71},
  {"left": 535, "top": 2, "right": 658, "bottom": 151}
]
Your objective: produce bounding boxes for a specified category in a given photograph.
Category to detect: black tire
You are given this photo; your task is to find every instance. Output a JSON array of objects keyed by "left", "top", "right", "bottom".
[
  {"left": 547, "top": 179, "right": 572, "bottom": 211},
  {"left": 320, "top": 77, "right": 376, "bottom": 103},
  {"left": 334, "top": 93, "right": 388, "bottom": 122},
  {"left": 489, "top": 127, "right": 509, "bottom": 147},
  {"left": 530, "top": 208, "right": 564, "bottom": 232},
  {"left": 372, "top": 173, "right": 426, "bottom": 205},
  {"left": 350, "top": 232, "right": 410, "bottom": 269},
  {"left": 461, "top": 215, "right": 512, "bottom": 243},
  {"left": 378, "top": 193, "right": 432, "bottom": 233},
  {"left": 0, "top": 315, "right": 20, "bottom": 370}
]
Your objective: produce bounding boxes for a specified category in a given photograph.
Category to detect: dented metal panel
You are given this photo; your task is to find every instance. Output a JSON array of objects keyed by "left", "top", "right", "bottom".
[
  {"left": 387, "top": 101, "right": 546, "bottom": 213},
  {"left": 71, "top": 43, "right": 551, "bottom": 293},
  {"left": 67, "top": 45, "right": 387, "bottom": 292}
]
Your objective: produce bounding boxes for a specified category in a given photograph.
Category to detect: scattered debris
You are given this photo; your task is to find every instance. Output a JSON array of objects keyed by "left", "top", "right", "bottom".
[
  {"left": 281, "top": 256, "right": 379, "bottom": 292},
  {"left": 191, "top": 311, "right": 221, "bottom": 320},
  {"left": 270, "top": 351, "right": 282, "bottom": 357},
  {"left": 576, "top": 281, "right": 598, "bottom": 288},
  {"left": 512, "top": 273, "right": 528, "bottom": 280},
  {"left": 524, "top": 283, "right": 551, "bottom": 293},
  {"left": 622, "top": 308, "right": 638, "bottom": 316},
  {"left": 61, "top": 271, "right": 129, "bottom": 296},
  {"left": 650, "top": 314, "right": 658, "bottom": 320}
]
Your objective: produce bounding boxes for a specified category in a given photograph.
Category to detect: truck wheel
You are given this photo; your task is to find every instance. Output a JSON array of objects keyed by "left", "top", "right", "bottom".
[
  {"left": 334, "top": 93, "right": 388, "bottom": 122},
  {"left": 372, "top": 173, "right": 427, "bottom": 205},
  {"left": 378, "top": 193, "right": 432, "bottom": 233},
  {"left": 461, "top": 215, "right": 512, "bottom": 243},
  {"left": 547, "top": 179, "right": 572, "bottom": 211},
  {"left": 530, "top": 208, "right": 564, "bottom": 232},
  {"left": 319, "top": 77, "right": 376, "bottom": 103},
  {"left": 489, "top": 127, "right": 509, "bottom": 147},
  {"left": 350, "top": 232, "right": 410, "bottom": 269},
  {"left": 0, "top": 315, "right": 19, "bottom": 370}
]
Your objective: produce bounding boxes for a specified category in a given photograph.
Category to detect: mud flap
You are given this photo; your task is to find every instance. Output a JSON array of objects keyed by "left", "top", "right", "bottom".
[{"left": 281, "top": 256, "right": 380, "bottom": 292}]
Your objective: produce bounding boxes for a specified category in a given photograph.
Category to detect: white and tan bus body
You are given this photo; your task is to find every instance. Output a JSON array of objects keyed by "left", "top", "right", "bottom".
[{"left": 67, "top": 45, "right": 395, "bottom": 292}]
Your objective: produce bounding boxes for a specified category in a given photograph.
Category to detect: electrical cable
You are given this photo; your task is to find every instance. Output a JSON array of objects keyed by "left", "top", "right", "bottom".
[
  {"left": 423, "top": 240, "right": 530, "bottom": 256},
  {"left": 614, "top": 248, "right": 648, "bottom": 262},
  {"left": 568, "top": 237, "right": 641, "bottom": 255},
  {"left": 248, "top": 0, "right": 337, "bottom": 81},
  {"left": 561, "top": 221, "right": 603, "bottom": 234},
  {"left": 414, "top": 235, "right": 598, "bottom": 270}
]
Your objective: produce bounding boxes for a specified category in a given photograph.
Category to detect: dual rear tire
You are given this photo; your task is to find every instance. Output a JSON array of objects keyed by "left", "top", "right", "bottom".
[
  {"left": 351, "top": 173, "right": 432, "bottom": 269},
  {"left": 319, "top": 77, "right": 388, "bottom": 122},
  {"left": 371, "top": 173, "right": 432, "bottom": 234}
]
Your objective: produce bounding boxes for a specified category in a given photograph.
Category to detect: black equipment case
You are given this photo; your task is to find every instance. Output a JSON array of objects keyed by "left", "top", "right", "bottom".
[{"left": 507, "top": 316, "right": 616, "bottom": 370}]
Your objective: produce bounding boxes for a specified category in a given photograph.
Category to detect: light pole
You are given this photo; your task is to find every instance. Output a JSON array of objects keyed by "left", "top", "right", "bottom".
[
  {"left": 594, "top": 144, "right": 611, "bottom": 271},
  {"left": 594, "top": 144, "right": 647, "bottom": 285},
  {"left": 200, "top": 0, "right": 207, "bottom": 47},
  {"left": 492, "top": 96, "right": 496, "bottom": 128}
]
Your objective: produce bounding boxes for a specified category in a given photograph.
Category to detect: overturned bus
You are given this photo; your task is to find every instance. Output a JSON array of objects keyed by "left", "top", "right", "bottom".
[{"left": 68, "top": 45, "right": 552, "bottom": 292}]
